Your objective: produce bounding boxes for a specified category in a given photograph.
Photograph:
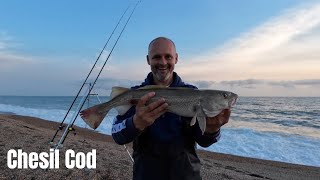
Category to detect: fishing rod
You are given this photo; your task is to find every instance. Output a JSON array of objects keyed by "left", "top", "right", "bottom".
[
  {"left": 49, "top": 4, "right": 131, "bottom": 145},
  {"left": 53, "top": 0, "right": 141, "bottom": 148}
]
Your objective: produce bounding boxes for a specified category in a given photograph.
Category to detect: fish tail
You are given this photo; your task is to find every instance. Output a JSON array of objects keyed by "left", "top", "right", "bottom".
[
  {"left": 80, "top": 103, "right": 111, "bottom": 129},
  {"left": 80, "top": 86, "right": 132, "bottom": 129}
]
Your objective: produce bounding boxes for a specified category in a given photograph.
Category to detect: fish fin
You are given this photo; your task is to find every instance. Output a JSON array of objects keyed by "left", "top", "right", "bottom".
[
  {"left": 197, "top": 116, "right": 207, "bottom": 135},
  {"left": 138, "top": 85, "right": 167, "bottom": 89},
  {"left": 170, "top": 87, "right": 197, "bottom": 90},
  {"left": 115, "top": 105, "right": 133, "bottom": 115},
  {"left": 191, "top": 105, "right": 202, "bottom": 126},
  {"left": 80, "top": 104, "right": 109, "bottom": 129},
  {"left": 111, "top": 87, "right": 130, "bottom": 99},
  {"left": 190, "top": 112, "right": 197, "bottom": 126},
  {"left": 138, "top": 85, "right": 195, "bottom": 90},
  {"left": 202, "top": 108, "right": 222, "bottom": 118}
]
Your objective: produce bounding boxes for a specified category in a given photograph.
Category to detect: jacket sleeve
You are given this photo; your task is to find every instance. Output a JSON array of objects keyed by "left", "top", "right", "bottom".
[
  {"left": 194, "top": 121, "right": 221, "bottom": 147},
  {"left": 111, "top": 107, "right": 141, "bottom": 145}
]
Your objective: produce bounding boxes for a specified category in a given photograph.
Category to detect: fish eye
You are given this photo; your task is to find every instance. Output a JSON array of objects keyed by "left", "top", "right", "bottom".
[{"left": 223, "top": 93, "right": 228, "bottom": 98}]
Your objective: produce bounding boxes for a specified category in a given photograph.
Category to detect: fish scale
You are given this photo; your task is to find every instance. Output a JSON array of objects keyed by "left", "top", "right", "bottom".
[{"left": 130, "top": 88, "right": 201, "bottom": 117}]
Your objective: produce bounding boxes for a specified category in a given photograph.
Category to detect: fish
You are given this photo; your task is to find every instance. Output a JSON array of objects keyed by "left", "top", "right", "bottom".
[{"left": 80, "top": 85, "right": 238, "bottom": 134}]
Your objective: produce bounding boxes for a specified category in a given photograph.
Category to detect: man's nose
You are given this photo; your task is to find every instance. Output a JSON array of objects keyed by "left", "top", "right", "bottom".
[{"left": 159, "top": 56, "right": 167, "bottom": 64}]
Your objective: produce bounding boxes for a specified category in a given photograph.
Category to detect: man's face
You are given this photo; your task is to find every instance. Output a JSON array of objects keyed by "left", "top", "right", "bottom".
[{"left": 147, "top": 39, "right": 178, "bottom": 83}]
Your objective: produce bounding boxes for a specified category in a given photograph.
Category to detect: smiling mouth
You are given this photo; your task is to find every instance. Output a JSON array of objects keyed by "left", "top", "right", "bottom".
[{"left": 158, "top": 68, "right": 168, "bottom": 72}]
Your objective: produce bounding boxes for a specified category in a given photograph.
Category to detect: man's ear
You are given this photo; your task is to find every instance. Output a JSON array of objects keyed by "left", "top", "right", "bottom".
[
  {"left": 147, "top": 55, "right": 151, "bottom": 65},
  {"left": 175, "top": 53, "right": 178, "bottom": 64}
]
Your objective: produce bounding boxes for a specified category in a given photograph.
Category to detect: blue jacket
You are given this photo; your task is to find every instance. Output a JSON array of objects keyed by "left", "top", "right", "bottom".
[{"left": 112, "top": 72, "right": 220, "bottom": 180}]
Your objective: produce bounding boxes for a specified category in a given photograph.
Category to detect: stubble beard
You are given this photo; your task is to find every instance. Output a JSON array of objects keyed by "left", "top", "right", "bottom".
[{"left": 152, "top": 64, "right": 173, "bottom": 83}]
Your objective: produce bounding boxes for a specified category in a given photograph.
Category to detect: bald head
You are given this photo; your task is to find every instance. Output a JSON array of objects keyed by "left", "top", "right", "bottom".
[
  {"left": 148, "top": 37, "right": 176, "bottom": 54},
  {"left": 146, "top": 37, "right": 178, "bottom": 86}
]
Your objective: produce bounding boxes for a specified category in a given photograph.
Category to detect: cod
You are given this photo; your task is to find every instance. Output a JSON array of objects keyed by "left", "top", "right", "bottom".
[{"left": 80, "top": 85, "right": 238, "bottom": 134}]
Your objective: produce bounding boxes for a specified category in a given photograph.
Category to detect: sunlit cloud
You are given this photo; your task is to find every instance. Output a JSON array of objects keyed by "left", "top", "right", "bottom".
[
  {"left": 63, "top": 77, "right": 320, "bottom": 97},
  {"left": 191, "top": 79, "right": 320, "bottom": 89},
  {"left": 2, "top": 2, "right": 320, "bottom": 96},
  {"left": 0, "top": 52, "right": 38, "bottom": 69},
  {"left": 0, "top": 32, "right": 38, "bottom": 70},
  {"left": 0, "top": 31, "right": 12, "bottom": 50},
  {"left": 177, "top": 2, "right": 320, "bottom": 82}
]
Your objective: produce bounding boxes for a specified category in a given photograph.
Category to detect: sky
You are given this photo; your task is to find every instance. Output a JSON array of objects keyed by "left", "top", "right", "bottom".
[{"left": 0, "top": 0, "right": 320, "bottom": 96}]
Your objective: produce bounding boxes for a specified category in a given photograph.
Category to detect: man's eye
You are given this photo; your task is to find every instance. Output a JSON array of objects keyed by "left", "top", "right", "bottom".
[
  {"left": 153, "top": 55, "right": 161, "bottom": 59},
  {"left": 165, "top": 55, "right": 173, "bottom": 60}
]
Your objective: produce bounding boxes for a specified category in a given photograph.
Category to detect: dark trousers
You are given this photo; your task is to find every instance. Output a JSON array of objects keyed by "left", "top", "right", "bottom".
[{"left": 132, "top": 151, "right": 202, "bottom": 180}]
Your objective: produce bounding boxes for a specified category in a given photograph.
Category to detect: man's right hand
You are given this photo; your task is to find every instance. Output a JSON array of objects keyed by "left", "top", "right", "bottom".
[{"left": 133, "top": 92, "right": 168, "bottom": 131}]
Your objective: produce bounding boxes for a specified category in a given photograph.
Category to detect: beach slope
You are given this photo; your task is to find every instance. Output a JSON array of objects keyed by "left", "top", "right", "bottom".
[{"left": 0, "top": 114, "right": 319, "bottom": 180}]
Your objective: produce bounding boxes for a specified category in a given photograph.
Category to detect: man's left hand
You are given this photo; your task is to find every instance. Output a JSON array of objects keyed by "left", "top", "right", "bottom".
[{"left": 205, "top": 109, "right": 231, "bottom": 134}]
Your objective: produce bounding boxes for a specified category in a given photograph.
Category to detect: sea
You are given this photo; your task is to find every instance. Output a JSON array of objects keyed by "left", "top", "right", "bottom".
[{"left": 0, "top": 96, "right": 319, "bottom": 167}]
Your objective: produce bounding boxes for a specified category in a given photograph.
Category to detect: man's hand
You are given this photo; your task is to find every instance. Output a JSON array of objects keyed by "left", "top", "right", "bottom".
[
  {"left": 133, "top": 92, "right": 168, "bottom": 131},
  {"left": 205, "top": 109, "right": 231, "bottom": 134}
]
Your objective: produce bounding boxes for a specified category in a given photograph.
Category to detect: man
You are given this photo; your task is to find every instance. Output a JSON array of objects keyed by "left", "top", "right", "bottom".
[{"left": 112, "top": 37, "right": 230, "bottom": 180}]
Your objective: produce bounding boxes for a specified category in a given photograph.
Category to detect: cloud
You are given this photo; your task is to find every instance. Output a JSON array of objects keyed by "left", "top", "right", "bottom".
[
  {"left": 268, "top": 79, "right": 320, "bottom": 88},
  {"left": 67, "top": 78, "right": 142, "bottom": 96},
  {"left": 0, "top": 30, "right": 149, "bottom": 95},
  {"left": 189, "top": 79, "right": 320, "bottom": 97},
  {"left": 0, "top": 31, "right": 39, "bottom": 70},
  {"left": 92, "top": 78, "right": 141, "bottom": 90},
  {"left": 191, "top": 79, "right": 320, "bottom": 89},
  {"left": 192, "top": 80, "right": 216, "bottom": 89},
  {"left": 83, "top": 77, "right": 320, "bottom": 91},
  {"left": 293, "top": 79, "right": 320, "bottom": 86},
  {"left": 177, "top": 2, "right": 320, "bottom": 82},
  {"left": 0, "top": 31, "right": 92, "bottom": 95},
  {"left": 0, "top": 42, "right": 6, "bottom": 50},
  {"left": 0, "top": 31, "right": 12, "bottom": 50},
  {"left": 2, "top": 2, "right": 320, "bottom": 96},
  {"left": 219, "top": 79, "right": 264, "bottom": 88},
  {"left": 67, "top": 78, "right": 320, "bottom": 97},
  {"left": 0, "top": 52, "right": 37, "bottom": 69}
]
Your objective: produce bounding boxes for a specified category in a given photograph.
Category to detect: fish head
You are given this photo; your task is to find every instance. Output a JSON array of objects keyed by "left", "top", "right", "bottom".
[
  {"left": 225, "top": 91, "right": 238, "bottom": 108},
  {"left": 201, "top": 90, "right": 238, "bottom": 117}
]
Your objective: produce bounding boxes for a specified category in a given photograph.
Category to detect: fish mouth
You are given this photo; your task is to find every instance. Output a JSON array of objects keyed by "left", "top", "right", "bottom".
[{"left": 228, "top": 95, "right": 238, "bottom": 107}]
